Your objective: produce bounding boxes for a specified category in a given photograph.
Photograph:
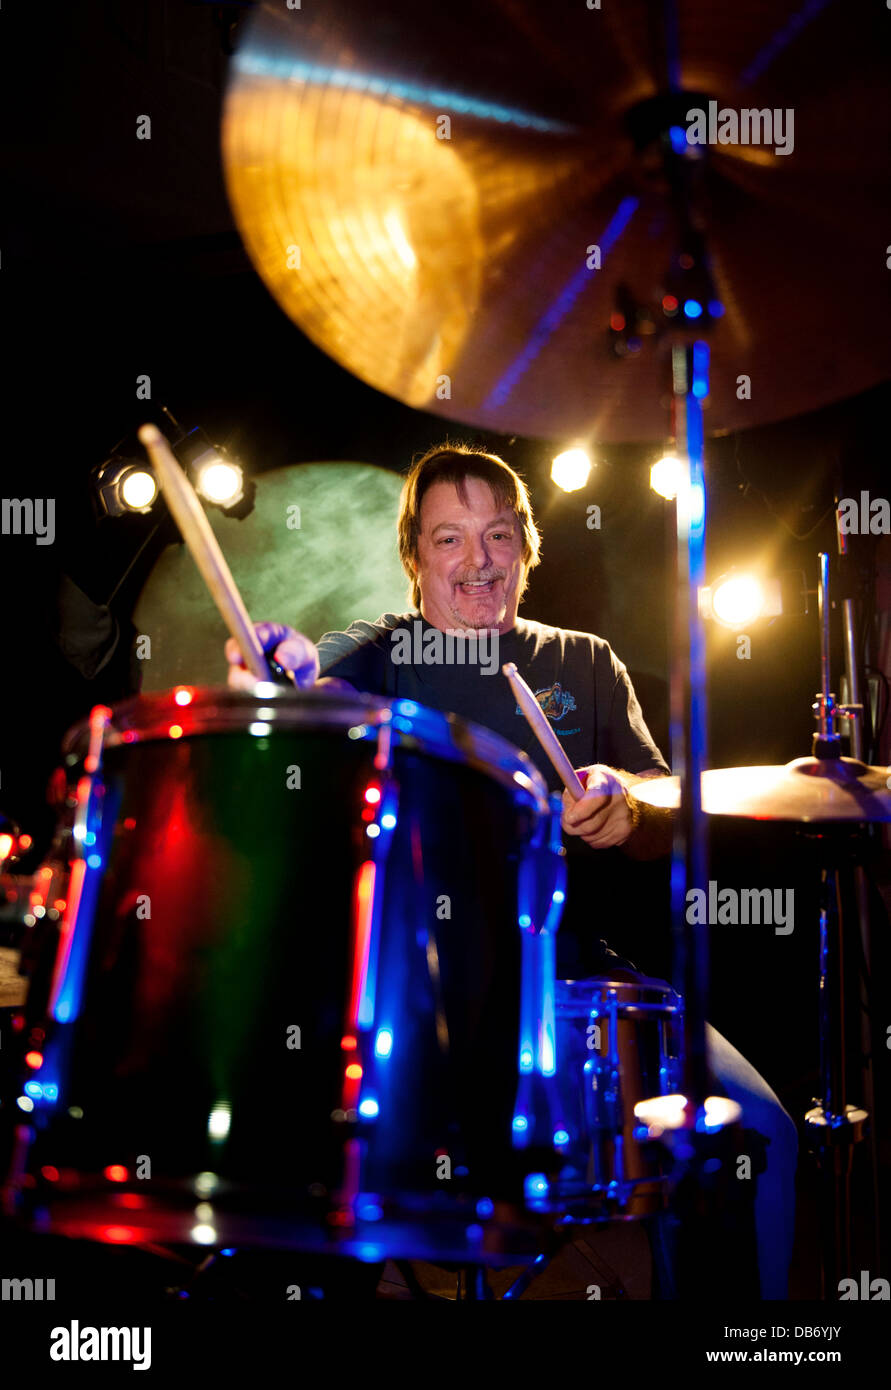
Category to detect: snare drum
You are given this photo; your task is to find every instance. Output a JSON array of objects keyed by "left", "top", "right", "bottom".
[
  {"left": 531, "top": 976, "right": 684, "bottom": 1220},
  {"left": 3, "top": 687, "right": 563, "bottom": 1263}
]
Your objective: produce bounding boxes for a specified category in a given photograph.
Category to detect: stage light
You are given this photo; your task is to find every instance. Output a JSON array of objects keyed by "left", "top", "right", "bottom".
[
  {"left": 119, "top": 469, "right": 158, "bottom": 511},
  {"left": 92, "top": 458, "right": 159, "bottom": 517},
  {"left": 699, "top": 571, "right": 783, "bottom": 628},
  {"left": 683, "top": 298, "right": 703, "bottom": 319},
  {"left": 650, "top": 455, "right": 686, "bottom": 500},
  {"left": 551, "top": 448, "right": 592, "bottom": 492},
  {"left": 163, "top": 416, "right": 254, "bottom": 516},
  {"left": 194, "top": 457, "right": 244, "bottom": 506},
  {"left": 711, "top": 574, "right": 764, "bottom": 626}
]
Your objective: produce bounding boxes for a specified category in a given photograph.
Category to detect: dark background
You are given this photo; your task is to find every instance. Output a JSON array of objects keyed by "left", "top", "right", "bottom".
[{"left": 1, "top": 1, "right": 889, "bottom": 1293}]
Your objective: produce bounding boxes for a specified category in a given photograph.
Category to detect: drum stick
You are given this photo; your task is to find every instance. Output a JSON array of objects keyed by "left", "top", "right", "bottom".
[
  {"left": 137, "top": 424, "right": 272, "bottom": 683},
  {"left": 502, "top": 662, "right": 586, "bottom": 800}
]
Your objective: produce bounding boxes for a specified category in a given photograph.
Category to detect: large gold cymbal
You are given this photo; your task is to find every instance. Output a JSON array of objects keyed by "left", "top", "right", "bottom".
[{"left": 222, "top": 1, "right": 891, "bottom": 442}]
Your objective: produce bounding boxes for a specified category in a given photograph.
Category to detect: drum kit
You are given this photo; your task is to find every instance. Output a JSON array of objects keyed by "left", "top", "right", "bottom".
[{"left": 1, "top": 0, "right": 889, "bottom": 1300}]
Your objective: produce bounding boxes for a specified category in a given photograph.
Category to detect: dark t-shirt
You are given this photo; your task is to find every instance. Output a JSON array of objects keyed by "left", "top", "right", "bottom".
[
  {"left": 318, "top": 611, "right": 669, "bottom": 791},
  {"left": 318, "top": 611, "right": 671, "bottom": 975}
]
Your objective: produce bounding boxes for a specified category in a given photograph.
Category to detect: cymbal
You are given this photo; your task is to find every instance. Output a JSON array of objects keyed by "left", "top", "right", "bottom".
[
  {"left": 222, "top": 1, "right": 891, "bottom": 442},
  {"left": 631, "top": 758, "right": 891, "bottom": 823}
]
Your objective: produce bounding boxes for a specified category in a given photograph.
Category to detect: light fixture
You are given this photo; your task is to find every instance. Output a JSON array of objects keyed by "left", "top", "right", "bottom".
[
  {"left": 650, "top": 455, "right": 686, "bottom": 501},
  {"left": 119, "top": 469, "right": 158, "bottom": 511},
  {"left": 700, "top": 571, "right": 783, "bottom": 628},
  {"left": 92, "top": 458, "right": 159, "bottom": 517},
  {"left": 194, "top": 456, "right": 244, "bottom": 506},
  {"left": 551, "top": 448, "right": 592, "bottom": 492},
  {"left": 169, "top": 421, "right": 251, "bottom": 515}
]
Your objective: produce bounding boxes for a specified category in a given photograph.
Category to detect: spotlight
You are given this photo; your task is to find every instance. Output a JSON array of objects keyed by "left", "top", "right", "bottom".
[
  {"left": 700, "top": 572, "right": 783, "bottom": 628},
  {"left": 551, "top": 448, "right": 592, "bottom": 492},
  {"left": 650, "top": 455, "right": 686, "bottom": 501},
  {"left": 194, "top": 457, "right": 244, "bottom": 507},
  {"left": 169, "top": 422, "right": 252, "bottom": 515},
  {"left": 92, "top": 459, "right": 159, "bottom": 517},
  {"left": 119, "top": 469, "right": 158, "bottom": 511}
]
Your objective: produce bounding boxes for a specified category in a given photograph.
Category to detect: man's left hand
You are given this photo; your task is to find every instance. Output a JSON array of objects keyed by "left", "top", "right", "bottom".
[{"left": 561, "top": 764, "right": 638, "bottom": 849}]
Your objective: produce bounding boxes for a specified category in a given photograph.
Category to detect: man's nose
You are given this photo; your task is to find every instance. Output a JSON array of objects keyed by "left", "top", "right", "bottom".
[{"left": 466, "top": 536, "right": 490, "bottom": 570}]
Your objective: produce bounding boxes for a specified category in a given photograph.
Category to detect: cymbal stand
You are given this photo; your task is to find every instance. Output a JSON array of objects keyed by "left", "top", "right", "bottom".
[{"left": 804, "top": 552, "right": 869, "bottom": 1296}]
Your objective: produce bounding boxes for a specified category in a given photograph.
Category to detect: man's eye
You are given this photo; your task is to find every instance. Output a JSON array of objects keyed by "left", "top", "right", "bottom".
[{"left": 437, "top": 537, "right": 457, "bottom": 545}]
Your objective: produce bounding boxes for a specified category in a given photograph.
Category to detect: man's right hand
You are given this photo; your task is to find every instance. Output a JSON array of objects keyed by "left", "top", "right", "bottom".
[{"left": 226, "top": 622, "right": 320, "bottom": 691}]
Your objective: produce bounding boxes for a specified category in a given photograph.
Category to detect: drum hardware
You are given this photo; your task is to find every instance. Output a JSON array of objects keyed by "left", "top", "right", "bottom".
[
  {"left": 535, "top": 976, "right": 687, "bottom": 1223},
  {"left": 635, "top": 550, "right": 884, "bottom": 1293}
]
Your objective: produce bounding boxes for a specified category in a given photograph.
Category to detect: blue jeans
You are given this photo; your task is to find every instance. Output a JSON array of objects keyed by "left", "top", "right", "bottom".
[{"left": 704, "top": 1021, "right": 799, "bottom": 1299}]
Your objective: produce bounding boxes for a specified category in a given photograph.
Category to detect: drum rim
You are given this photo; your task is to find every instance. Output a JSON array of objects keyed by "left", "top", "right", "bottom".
[
  {"left": 557, "top": 975, "right": 683, "bottom": 1007},
  {"left": 62, "top": 686, "right": 550, "bottom": 813}
]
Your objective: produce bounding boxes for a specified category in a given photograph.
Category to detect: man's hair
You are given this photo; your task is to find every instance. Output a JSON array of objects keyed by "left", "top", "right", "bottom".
[{"left": 397, "top": 442, "right": 542, "bottom": 610}]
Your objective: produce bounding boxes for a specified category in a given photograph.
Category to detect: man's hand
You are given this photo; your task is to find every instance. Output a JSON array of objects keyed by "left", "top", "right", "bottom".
[
  {"left": 225, "top": 622, "right": 320, "bottom": 691},
  {"left": 561, "top": 764, "right": 640, "bottom": 849}
]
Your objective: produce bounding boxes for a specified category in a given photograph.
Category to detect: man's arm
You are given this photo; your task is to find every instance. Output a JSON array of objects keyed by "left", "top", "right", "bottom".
[
  {"left": 315, "top": 675, "right": 359, "bottom": 694},
  {"left": 618, "top": 769, "right": 674, "bottom": 861}
]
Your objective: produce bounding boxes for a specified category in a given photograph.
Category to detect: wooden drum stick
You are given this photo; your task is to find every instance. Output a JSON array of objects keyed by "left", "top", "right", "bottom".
[
  {"left": 502, "top": 662, "right": 586, "bottom": 800},
  {"left": 137, "top": 424, "right": 271, "bottom": 683}
]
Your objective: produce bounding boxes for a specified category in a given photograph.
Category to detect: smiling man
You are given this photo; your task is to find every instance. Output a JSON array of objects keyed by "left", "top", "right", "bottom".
[
  {"left": 226, "top": 441, "right": 798, "bottom": 1300},
  {"left": 228, "top": 444, "right": 672, "bottom": 855}
]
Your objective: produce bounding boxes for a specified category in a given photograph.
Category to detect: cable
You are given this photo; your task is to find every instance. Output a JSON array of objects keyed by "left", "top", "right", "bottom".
[{"left": 733, "top": 435, "right": 836, "bottom": 540}]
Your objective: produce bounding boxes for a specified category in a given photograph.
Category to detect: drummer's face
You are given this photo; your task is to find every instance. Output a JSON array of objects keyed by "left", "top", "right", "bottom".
[{"left": 415, "top": 478, "right": 526, "bottom": 633}]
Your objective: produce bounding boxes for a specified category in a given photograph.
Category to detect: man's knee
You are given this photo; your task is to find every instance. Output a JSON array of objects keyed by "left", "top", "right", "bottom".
[{"left": 733, "top": 1094, "right": 798, "bottom": 1170}]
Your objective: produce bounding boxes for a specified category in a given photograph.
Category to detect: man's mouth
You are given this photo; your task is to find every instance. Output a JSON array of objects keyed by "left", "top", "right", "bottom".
[{"left": 456, "top": 579, "right": 499, "bottom": 596}]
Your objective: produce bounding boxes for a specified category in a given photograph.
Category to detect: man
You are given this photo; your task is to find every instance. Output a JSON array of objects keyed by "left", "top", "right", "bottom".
[{"left": 226, "top": 443, "right": 798, "bottom": 1298}]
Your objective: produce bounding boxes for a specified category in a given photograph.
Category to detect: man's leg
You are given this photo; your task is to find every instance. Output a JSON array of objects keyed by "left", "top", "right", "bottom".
[{"left": 705, "top": 1023, "right": 799, "bottom": 1299}]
